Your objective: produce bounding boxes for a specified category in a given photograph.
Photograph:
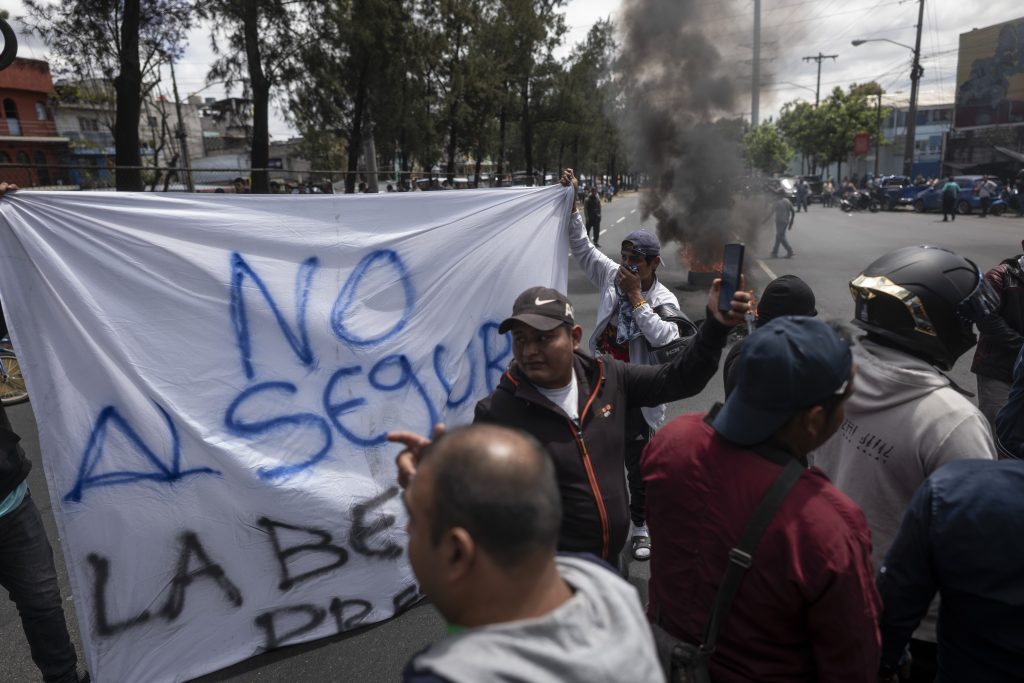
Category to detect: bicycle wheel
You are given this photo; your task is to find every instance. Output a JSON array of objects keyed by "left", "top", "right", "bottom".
[{"left": 0, "top": 347, "right": 29, "bottom": 406}]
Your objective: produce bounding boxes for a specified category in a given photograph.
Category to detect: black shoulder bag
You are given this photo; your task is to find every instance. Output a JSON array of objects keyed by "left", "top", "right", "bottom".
[{"left": 650, "top": 449, "right": 804, "bottom": 683}]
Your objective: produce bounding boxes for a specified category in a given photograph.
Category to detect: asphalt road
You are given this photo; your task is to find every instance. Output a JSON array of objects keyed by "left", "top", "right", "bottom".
[{"left": 1, "top": 192, "right": 1020, "bottom": 682}]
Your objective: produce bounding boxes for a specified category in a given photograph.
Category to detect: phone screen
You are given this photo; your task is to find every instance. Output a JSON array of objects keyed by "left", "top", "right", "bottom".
[{"left": 718, "top": 243, "right": 745, "bottom": 312}]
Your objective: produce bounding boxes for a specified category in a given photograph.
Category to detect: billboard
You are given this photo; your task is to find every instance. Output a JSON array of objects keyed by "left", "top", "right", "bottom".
[{"left": 955, "top": 16, "right": 1024, "bottom": 128}]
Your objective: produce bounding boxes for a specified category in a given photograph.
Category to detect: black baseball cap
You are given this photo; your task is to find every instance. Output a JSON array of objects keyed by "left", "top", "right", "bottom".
[
  {"left": 498, "top": 287, "right": 576, "bottom": 334},
  {"left": 757, "top": 275, "right": 817, "bottom": 324},
  {"left": 713, "top": 316, "right": 852, "bottom": 446}
]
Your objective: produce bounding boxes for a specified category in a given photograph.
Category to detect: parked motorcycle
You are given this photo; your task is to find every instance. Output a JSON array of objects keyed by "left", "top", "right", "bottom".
[{"left": 839, "top": 190, "right": 880, "bottom": 213}]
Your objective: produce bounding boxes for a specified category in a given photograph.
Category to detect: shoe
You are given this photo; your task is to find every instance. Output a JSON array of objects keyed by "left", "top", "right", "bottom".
[
  {"left": 631, "top": 535, "right": 651, "bottom": 561},
  {"left": 785, "top": 253, "right": 794, "bottom": 258},
  {"left": 943, "top": 217, "right": 948, "bottom": 222}
]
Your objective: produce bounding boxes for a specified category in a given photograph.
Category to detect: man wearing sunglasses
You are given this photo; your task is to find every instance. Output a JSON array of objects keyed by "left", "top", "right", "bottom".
[{"left": 812, "top": 245, "right": 997, "bottom": 683}]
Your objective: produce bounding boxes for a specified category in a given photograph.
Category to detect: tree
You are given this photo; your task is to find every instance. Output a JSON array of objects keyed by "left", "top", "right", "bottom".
[
  {"left": 744, "top": 121, "right": 794, "bottom": 175},
  {"left": 818, "top": 84, "right": 884, "bottom": 181},
  {"left": 496, "top": 0, "right": 566, "bottom": 184},
  {"left": 777, "top": 100, "right": 824, "bottom": 174},
  {"left": 208, "top": 0, "right": 309, "bottom": 194},
  {"left": 22, "top": 0, "right": 197, "bottom": 191}
]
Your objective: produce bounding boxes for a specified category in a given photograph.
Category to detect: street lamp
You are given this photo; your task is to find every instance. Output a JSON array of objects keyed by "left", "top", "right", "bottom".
[{"left": 852, "top": 1, "right": 926, "bottom": 177}]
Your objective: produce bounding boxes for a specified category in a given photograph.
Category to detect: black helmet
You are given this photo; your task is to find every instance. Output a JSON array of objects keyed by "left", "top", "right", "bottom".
[{"left": 849, "top": 246, "right": 999, "bottom": 370}]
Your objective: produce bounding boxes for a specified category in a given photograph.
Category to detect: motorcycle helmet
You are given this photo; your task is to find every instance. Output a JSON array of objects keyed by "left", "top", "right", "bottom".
[{"left": 849, "top": 245, "right": 999, "bottom": 370}]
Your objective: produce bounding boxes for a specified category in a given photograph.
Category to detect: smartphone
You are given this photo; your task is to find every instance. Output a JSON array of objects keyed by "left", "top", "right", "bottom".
[{"left": 718, "top": 243, "right": 745, "bottom": 312}]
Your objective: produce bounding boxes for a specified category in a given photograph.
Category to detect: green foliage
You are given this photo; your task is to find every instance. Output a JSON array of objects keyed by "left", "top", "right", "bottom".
[
  {"left": 743, "top": 121, "right": 793, "bottom": 175},
  {"left": 776, "top": 81, "right": 890, "bottom": 175}
]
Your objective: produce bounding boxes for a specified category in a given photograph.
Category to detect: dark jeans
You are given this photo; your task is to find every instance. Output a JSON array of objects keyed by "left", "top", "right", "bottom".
[
  {"left": 586, "top": 218, "right": 601, "bottom": 243},
  {"left": 942, "top": 196, "right": 956, "bottom": 221},
  {"left": 981, "top": 196, "right": 991, "bottom": 217},
  {"left": 909, "top": 638, "right": 937, "bottom": 683},
  {"left": 624, "top": 408, "right": 651, "bottom": 527},
  {"left": 0, "top": 493, "right": 79, "bottom": 683}
]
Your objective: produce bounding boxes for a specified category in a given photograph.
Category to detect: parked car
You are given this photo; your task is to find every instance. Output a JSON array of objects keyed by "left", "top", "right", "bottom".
[
  {"left": 764, "top": 176, "right": 798, "bottom": 202},
  {"left": 875, "top": 175, "right": 918, "bottom": 211},
  {"left": 913, "top": 175, "right": 1007, "bottom": 215}
]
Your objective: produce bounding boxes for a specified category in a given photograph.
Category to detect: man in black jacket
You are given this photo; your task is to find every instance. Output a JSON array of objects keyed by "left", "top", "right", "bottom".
[
  {"left": 394, "top": 284, "right": 751, "bottom": 561},
  {"left": 971, "top": 241, "right": 1024, "bottom": 430}
]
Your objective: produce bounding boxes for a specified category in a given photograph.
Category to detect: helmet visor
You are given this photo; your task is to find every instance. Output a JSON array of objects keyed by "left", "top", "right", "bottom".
[{"left": 956, "top": 272, "right": 1000, "bottom": 323}]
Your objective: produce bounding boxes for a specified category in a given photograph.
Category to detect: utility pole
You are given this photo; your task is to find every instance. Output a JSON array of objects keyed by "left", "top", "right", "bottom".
[
  {"left": 874, "top": 91, "right": 883, "bottom": 178},
  {"left": 802, "top": 52, "right": 838, "bottom": 106},
  {"left": 752, "top": 0, "right": 761, "bottom": 126},
  {"left": 903, "top": 0, "right": 926, "bottom": 178},
  {"left": 168, "top": 58, "right": 194, "bottom": 193}
]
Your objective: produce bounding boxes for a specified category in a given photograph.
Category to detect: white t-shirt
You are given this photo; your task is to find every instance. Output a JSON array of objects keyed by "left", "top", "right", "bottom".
[{"left": 536, "top": 371, "right": 579, "bottom": 423}]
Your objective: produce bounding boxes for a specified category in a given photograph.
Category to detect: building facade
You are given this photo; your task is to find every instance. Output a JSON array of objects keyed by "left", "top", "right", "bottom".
[{"left": 0, "top": 58, "right": 69, "bottom": 187}]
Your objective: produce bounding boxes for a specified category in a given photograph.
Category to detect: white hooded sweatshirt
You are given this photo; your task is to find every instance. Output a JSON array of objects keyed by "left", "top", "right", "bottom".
[{"left": 812, "top": 338, "right": 996, "bottom": 640}]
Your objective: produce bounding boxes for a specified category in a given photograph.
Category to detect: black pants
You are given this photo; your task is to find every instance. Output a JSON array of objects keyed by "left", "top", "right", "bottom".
[
  {"left": 624, "top": 408, "right": 652, "bottom": 527},
  {"left": 981, "top": 196, "right": 991, "bottom": 217},
  {"left": 586, "top": 218, "right": 601, "bottom": 243},
  {"left": 942, "top": 196, "right": 956, "bottom": 221},
  {"left": 908, "top": 638, "right": 937, "bottom": 683}
]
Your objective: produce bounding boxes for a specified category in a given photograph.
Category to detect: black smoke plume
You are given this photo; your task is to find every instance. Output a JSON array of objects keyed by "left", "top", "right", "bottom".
[{"left": 617, "top": 0, "right": 770, "bottom": 267}]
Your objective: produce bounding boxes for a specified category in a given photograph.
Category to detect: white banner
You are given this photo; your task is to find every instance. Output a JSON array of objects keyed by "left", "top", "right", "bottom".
[{"left": 0, "top": 186, "right": 571, "bottom": 682}]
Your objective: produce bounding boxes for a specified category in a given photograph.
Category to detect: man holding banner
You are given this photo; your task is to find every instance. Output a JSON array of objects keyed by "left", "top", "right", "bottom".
[{"left": 396, "top": 283, "right": 751, "bottom": 563}]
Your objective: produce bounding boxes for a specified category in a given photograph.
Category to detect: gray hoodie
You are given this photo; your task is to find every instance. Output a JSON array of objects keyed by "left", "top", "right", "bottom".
[
  {"left": 812, "top": 338, "right": 996, "bottom": 640},
  {"left": 407, "top": 555, "right": 665, "bottom": 683}
]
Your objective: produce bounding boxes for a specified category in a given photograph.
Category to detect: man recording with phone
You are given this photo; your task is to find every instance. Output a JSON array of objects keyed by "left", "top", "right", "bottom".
[{"left": 559, "top": 168, "right": 691, "bottom": 563}]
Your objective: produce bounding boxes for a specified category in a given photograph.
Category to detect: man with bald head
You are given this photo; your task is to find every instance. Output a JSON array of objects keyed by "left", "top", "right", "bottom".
[{"left": 390, "top": 424, "right": 664, "bottom": 683}]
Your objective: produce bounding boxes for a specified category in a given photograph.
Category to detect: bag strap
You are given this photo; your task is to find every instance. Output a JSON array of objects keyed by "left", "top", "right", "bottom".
[{"left": 699, "top": 453, "right": 805, "bottom": 654}]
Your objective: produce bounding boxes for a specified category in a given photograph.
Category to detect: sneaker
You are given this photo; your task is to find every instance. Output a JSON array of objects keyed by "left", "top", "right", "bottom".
[{"left": 631, "top": 535, "right": 651, "bottom": 561}]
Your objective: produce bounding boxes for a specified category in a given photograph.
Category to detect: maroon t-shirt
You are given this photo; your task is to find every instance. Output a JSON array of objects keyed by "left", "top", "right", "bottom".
[{"left": 642, "top": 414, "right": 881, "bottom": 683}]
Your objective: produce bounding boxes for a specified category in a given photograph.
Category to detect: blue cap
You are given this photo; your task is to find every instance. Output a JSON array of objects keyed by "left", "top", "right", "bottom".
[
  {"left": 712, "top": 317, "right": 852, "bottom": 446},
  {"left": 622, "top": 230, "right": 660, "bottom": 257}
]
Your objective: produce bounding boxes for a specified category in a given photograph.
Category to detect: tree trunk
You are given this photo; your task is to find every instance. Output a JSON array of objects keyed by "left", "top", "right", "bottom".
[
  {"left": 473, "top": 142, "right": 483, "bottom": 187},
  {"left": 345, "top": 58, "right": 369, "bottom": 194},
  {"left": 114, "top": 0, "right": 143, "bottom": 191},
  {"left": 496, "top": 93, "right": 507, "bottom": 184},
  {"left": 521, "top": 77, "right": 533, "bottom": 185},
  {"left": 241, "top": 2, "right": 270, "bottom": 194}
]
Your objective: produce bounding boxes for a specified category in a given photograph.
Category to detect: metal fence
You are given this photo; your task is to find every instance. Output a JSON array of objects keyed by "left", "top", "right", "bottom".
[
  {"left": 0, "top": 162, "right": 529, "bottom": 193},
  {"left": 0, "top": 162, "right": 354, "bottom": 192}
]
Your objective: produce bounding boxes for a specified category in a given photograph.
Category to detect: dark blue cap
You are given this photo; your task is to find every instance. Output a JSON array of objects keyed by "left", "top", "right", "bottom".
[
  {"left": 622, "top": 230, "right": 660, "bottom": 257},
  {"left": 712, "top": 316, "right": 852, "bottom": 446}
]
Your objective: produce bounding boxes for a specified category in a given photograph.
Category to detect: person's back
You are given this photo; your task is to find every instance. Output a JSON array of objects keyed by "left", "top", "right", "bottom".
[
  {"left": 645, "top": 416, "right": 879, "bottom": 683},
  {"left": 774, "top": 196, "right": 792, "bottom": 222},
  {"left": 814, "top": 336, "right": 994, "bottom": 566},
  {"left": 877, "top": 459, "right": 1024, "bottom": 683},
  {"left": 392, "top": 424, "right": 665, "bottom": 683},
  {"left": 645, "top": 317, "right": 880, "bottom": 683},
  {"left": 408, "top": 553, "right": 662, "bottom": 683}
]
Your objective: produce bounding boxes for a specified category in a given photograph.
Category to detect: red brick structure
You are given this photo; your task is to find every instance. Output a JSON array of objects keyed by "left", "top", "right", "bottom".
[{"left": 0, "top": 58, "right": 69, "bottom": 187}]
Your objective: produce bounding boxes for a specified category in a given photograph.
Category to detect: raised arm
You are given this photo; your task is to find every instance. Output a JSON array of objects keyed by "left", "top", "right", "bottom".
[{"left": 562, "top": 169, "right": 618, "bottom": 288}]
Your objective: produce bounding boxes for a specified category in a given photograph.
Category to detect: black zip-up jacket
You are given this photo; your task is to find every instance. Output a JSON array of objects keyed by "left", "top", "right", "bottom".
[
  {"left": 972, "top": 257, "right": 1024, "bottom": 382},
  {"left": 474, "top": 313, "right": 730, "bottom": 560}
]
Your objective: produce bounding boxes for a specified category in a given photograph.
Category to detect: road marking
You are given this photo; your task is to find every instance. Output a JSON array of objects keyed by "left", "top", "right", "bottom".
[
  {"left": 616, "top": 216, "right": 625, "bottom": 223},
  {"left": 630, "top": 209, "right": 637, "bottom": 214},
  {"left": 759, "top": 260, "right": 777, "bottom": 280},
  {"left": 600, "top": 228, "right": 608, "bottom": 235}
]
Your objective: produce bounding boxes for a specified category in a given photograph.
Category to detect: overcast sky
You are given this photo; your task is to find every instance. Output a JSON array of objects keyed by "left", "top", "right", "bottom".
[{"left": 8, "top": 0, "right": 1024, "bottom": 139}]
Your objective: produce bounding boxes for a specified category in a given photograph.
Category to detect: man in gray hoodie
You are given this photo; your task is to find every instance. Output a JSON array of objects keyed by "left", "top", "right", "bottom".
[
  {"left": 812, "top": 245, "right": 997, "bottom": 682},
  {"left": 390, "top": 424, "right": 664, "bottom": 683}
]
